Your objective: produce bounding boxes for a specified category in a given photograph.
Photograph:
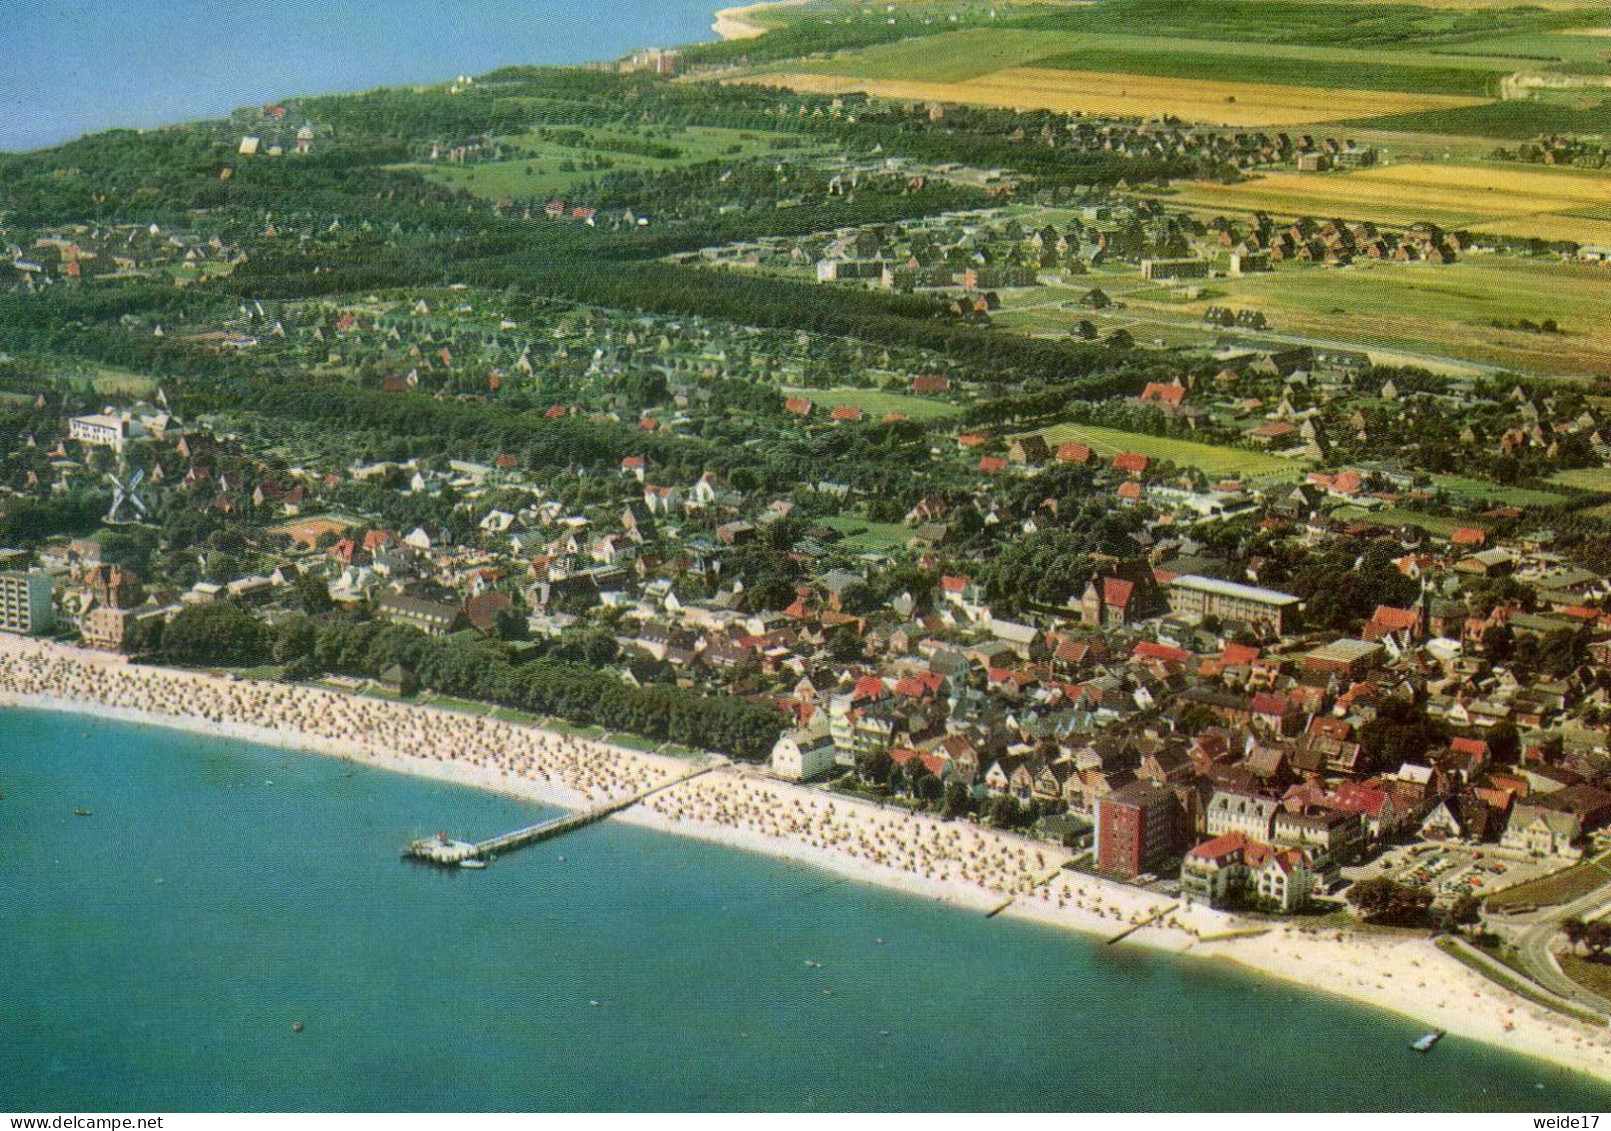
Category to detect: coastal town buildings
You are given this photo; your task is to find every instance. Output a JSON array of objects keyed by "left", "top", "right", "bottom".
[{"left": 0, "top": 572, "right": 54, "bottom": 636}]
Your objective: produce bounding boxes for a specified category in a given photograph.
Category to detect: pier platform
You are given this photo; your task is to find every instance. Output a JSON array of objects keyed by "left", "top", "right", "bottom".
[{"left": 403, "top": 765, "right": 715, "bottom": 867}]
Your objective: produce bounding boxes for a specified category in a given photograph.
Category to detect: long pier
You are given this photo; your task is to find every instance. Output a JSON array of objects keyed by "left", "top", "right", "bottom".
[{"left": 403, "top": 766, "right": 715, "bottom": 867}]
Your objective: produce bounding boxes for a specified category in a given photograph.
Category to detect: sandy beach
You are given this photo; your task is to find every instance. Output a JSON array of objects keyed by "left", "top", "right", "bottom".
[
  {"left": 713, "top": 0, "right": 809, "bottom": 41},
  {"left": 2, "top": 632, "right": 1608, "bottom": 1079}
]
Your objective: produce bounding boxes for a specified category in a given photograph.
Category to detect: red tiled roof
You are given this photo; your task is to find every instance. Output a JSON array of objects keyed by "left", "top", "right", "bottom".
[
  {"left": 1103, "top": 577, "right": 1135, "bottom": 608},
  {"left": 1187, "top": 831, "right": 1248, "bottom": 863},
  {"left": 852, "top": 675, "right": 889, "bottom": 701},
  {"left": 1221, "top": 643, "right": 1260, "bottom": 666},
  {"left": 1140, "top": 382, "right": 1186, "bottom": 406},
  {"left": 1133, "top": 641, "right": 1190, "bottom": 663},
  {"left": 1251, "top": 692, "right": 1290, "bottom": 716},
  {"left": 1370, "top": 605, "right": 1420, "bottom": 632}
]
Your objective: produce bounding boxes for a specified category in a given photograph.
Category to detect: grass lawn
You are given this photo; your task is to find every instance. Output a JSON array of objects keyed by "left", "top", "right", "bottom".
[
  {"left": 232, "top": 664, "right": 285, "bottom": 681},
  {"left": 422, "top": 693, "right": 497, "bottom": 717},
  {"left": 819, "top": 513, "right": 914, "bottom": 553},
  {"left": 1550, "top": 468, "right": 1611, "bottom": 494},
  {"left": 1431, "top": 475, "right": 1569, "bottom": 508},
  {"left": 1029, "top": 422, "right": 1304, "bottom": 478},
  {"left": 89, "top": 367, "right": 160, "bottom": 398},
  {"left": 405, "top": 125, "right": 818, "bottom": 201},
  {"left": 1120, "top": 256, "right": 1611, "bottom": 378},
  {"left": 797, "top": 386, "right": 963, "bottom": 422},
  {"left": 1331, "top": 505, "right": 1480, "bottom": 537},
  {"left": 1559, "top": 954, "right": 1611, "bottom": 1000},
  {"left": 1485, "top": 850, "right": 1611, "bottom": 909}
]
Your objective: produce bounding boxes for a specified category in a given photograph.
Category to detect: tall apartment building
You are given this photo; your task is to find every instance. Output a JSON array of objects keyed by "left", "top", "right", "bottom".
[
  {"left": 1094, "top": 779, "right": 1182, "bottom": 879},
  {"left": 0, "top": 571, "right": 54, "bottom": 635}
]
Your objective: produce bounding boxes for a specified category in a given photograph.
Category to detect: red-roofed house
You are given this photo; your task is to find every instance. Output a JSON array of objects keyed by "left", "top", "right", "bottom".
[
  {"left": 785, "top": 397, "right": 814, "bottom": 417},
  {"left": 1134, "top": 640, "right": 1190, "bottom": 664},
  {"left": 1450, "top": 527, "right": 1487, "bottom": 548},
  {"left": 829, "top": 405, "right": 864, "bottom": 423},
  {"left": 1221, "top": 642, "right": 1261, "bottom": 667},
  {"left": 1329, "top": 782, "right": 1401, "bottom": 840},
  {"left": 1057, "top": 442, "right": 1093, "bottom": 465},
  {"left": 1363, "top": 604, "right": 1422, "bottom": 645},
  {"left": 1181, "top": 831, "right": 1314, "bottom": 912},
  {"left": 1308, "top": 470, "right": 1363, "bottom": 496},
  {"left": 1251, "top": 691, "right": 1300, "bottom": 736},
  {"left": 1112, "top": 452, "right": 1149, "bottom": 476},
  {"left": 1139, "top": 382, "right": 1186, "bottom": 407},
  {"left": 978, "top": 455, "right": 1007, "bottom": 474}
]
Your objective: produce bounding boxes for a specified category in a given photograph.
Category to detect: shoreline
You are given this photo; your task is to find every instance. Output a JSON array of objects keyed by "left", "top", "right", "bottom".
[
  {"left": 2, "top": 634, "right": 1609, "bottom": 1081},
  {"left": 712, "top": 0, "right": 809, "bottom": 41}
]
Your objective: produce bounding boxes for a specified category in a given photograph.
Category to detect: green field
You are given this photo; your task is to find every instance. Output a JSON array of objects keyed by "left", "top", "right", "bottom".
[
  {"left": 1431, "top": 475, "right": 1569, "bottom": 508},
  {"left": 818, "top": 513, "right": 915, "bottom": 553},
  {"left": 407, "top": 125, "right": 818, "bottom": 201},
  {"left": 1550, "top": 467, "right": 1611, "bottom": 493},
  {"left": 765, "top": 24, "right": 1523, "bottom": 97},
  {"left": 800, "top": 386, "right": 964, "bottom": 422},
  {"left": 1331, "top": 505, "right": 1481, "bottom": 537},
  {"left": 1029, "top": 422, "right": 1303, "bottom": 478},
  {"left": 1486, "top": 850, "right": 1611, "bottom": 909},
  {"left": 1560, "top": 954, "right": 1611, "bottom": 1002},
  {"left": 1353, "top": 93, "right": 1611, "bottom": 139},
  {"left": 1125, "top": 258, "right": 1611, "bottom": 378}
]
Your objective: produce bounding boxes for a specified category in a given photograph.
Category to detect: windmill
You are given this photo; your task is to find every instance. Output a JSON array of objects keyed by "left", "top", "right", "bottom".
[{"left": 105, "top": 468, "right": 149, "bottom": 526}]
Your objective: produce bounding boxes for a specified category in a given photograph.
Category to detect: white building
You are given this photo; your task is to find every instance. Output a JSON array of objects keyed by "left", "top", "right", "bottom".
[
  {"left": 770, "top": 728, "right": 838, "bottom": 782},
  {"left": 1501, "top": 804, "right": 1583, "bottom": 860},
  {"left": 0, "top": 571, "right": 53, "bottom": 635},
  {"left": 69, "top": 413, "right": 139, "bottom": 452}
]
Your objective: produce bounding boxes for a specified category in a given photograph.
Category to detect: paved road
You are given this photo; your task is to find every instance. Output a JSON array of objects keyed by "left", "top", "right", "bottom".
[{"left": 1488, "top": 857, "right": 1611, "bottom": 1018}]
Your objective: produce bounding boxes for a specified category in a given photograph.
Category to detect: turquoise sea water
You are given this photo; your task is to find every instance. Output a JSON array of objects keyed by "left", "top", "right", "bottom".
[
  {"left": 1, "top": 0, "right": 723, "bottom": 152},
  {"left": 2, "top": 707, "right": 1610, "bottom": 1112}
]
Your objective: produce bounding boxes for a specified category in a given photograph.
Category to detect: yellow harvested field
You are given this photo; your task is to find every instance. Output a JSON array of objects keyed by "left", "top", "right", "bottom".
[
  {"left": 747, "top": 68, "right": 1488, "bottom": 127},
  {"left": 1360, "top": 163, "right": 1611, "bottom": 207},
  {"left": 1472, "top": 215, "right": 1611, "bottom": 244},
  {"left": 1564, "top": 27, "right": 1611, "bottom": 36},
  {"left": 1163, "top": 162, "right": 1611, "bottom": 241}
]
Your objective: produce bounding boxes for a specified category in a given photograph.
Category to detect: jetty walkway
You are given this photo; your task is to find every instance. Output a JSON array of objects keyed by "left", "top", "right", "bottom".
[{"left": 404, "top": 764, "right": 717, "bottom": 866}]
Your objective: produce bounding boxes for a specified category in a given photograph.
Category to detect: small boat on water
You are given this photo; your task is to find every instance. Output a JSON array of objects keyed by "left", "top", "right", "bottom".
[
  {"left": 1411, "top": 1030, "right": 1444, "bottom": 1052},
  {"left": 291, "top": 1020, "right": 304, "bottom": 1033},
  {"left": 73, "top": 808, "right": 92, "bottom": 817},
  {"left": 459, "top": 858, "right": 488, "bottom": 870}
]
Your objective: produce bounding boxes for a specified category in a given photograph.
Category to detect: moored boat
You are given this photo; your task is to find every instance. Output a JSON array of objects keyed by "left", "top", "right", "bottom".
[{"left": 1411, "top": 1030, "right": 1444, "bottom": 1052}]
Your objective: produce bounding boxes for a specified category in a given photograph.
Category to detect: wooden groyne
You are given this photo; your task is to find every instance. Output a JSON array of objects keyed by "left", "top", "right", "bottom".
[
  {"left": 1107, "top": 902, "right": 1178, "bottom": 945},
  {"left": 403, "top": 765, "right": 715, "bottom": 866}
]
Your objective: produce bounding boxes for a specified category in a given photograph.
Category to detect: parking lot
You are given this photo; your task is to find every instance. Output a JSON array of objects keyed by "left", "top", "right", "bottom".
[{"left": 1342, "top": 842, "right": 1565, "bottom": 906}]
